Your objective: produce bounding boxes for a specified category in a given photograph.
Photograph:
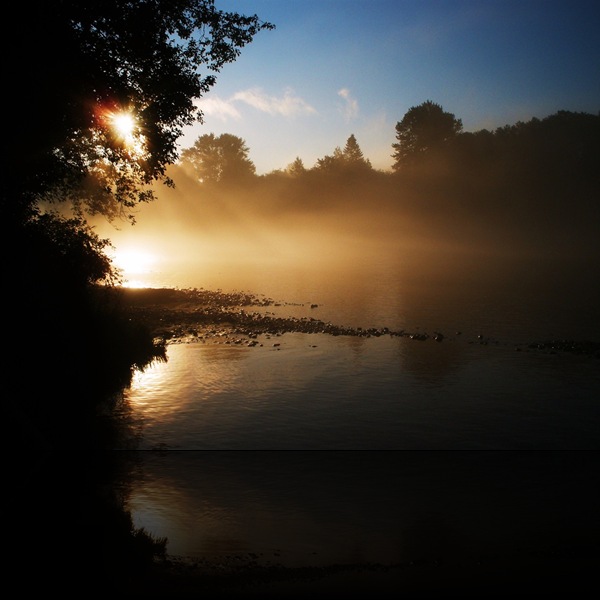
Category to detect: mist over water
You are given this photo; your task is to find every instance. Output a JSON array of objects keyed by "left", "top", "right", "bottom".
[{"left": 93, "top": 163, "right": 600, "bottom": 342}]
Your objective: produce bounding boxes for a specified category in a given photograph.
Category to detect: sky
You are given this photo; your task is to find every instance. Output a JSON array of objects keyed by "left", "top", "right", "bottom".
[{"left": 176, "top": 0, "right": 600, "bottom": 174}]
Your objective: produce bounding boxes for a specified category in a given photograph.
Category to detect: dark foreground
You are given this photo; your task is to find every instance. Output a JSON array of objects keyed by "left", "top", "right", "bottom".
[{"left": 122, "top": 550, "right": 600, "bottom": 597}]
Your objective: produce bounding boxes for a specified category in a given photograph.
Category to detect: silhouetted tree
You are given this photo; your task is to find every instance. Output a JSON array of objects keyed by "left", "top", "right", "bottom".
[
  {"left": 286, "top": 157, "right": 307, "bottom": 177},
  {"left": 4, "top": 4, "right": 274, "bottom": 582},
  {"left": 450, "top": 129, "right": 497, "bottom": 168},
  {"left": 315, "top": 146, "right": 346, "bottom": 172},
  {"left": 5, "top": 2, "right": 273, "bottom": 377},
  {"left": 491, "top": 111, "right": 600, "bottom": 181},
  {"left": 343, "top": 134, "right": 370, "bottom": 167},
  {"left": 392, "top": 101, "right": 463, "bottom": 170},
  {"left": 4, "top": 0, "right": 273, "bottom": 312},
  {"left": 6, "top": 0, "right": 273, "bottom": 225},
  {"left": 180, "top": 133, "right": 256, "bottom": 184},
  {"left": 314, "top": 135, "right": 372, "bottom": 174}
]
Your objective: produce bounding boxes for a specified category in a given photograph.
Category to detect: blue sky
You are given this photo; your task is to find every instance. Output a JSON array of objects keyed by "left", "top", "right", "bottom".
[{"left": 178, "top": 0, "right": 600, "bottom": 174}]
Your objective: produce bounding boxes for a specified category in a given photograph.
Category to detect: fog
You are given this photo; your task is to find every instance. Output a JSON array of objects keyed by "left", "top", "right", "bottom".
[{"left": 89, "top": 156, "right": 599, "bottom": 301}]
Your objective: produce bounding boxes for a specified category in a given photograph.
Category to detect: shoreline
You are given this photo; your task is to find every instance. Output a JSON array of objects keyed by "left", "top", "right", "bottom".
[
  {"left": 116, "top": 286, "right": 600, "bottom": 358},
  {"left": 112, "top": 286, "right": 600, "bottom": 595}
]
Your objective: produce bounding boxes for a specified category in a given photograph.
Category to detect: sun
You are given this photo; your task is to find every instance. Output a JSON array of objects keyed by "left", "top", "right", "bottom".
[
  {"left": 103, "top": 107, "right": 147, "bottom": 157},
  {"left": 112, "top": 248, "right": 157, "bottom": 287},
  {"left": 114, "top": 249, "right": 155, "bottom": 273},
  {"left": 110, "top": 111, "right": 136, "bottom": 140}
]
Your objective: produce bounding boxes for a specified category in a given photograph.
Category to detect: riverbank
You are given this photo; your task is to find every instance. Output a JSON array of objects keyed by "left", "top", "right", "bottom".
[{"left": 116, "top": 286, "right": 600, "bottom": 357}]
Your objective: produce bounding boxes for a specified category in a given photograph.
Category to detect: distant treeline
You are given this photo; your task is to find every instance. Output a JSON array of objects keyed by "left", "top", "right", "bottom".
[
  {"left": 168, "top": 105, "right": 599, "bottom": 254},
  {"left": 179, "top": 103, "right": 599, "bottom": 183}
]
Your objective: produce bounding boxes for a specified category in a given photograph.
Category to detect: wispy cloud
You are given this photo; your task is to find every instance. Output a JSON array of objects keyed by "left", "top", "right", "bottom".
[
  {"left": 196, "top": 87, "right": 316, "bottom": 122},
  {"left": 196, "top": 96, "right": 242, "bottom": 121},
  {"left": 233, "top": 87, "right": 317, "bottom": 116},
  {"left": 338, "top": 88, "right": 359, "bottom": 121}
]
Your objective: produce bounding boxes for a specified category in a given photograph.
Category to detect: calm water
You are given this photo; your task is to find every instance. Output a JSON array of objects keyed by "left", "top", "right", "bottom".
[{"left": 120, "top": 247, "right": 600, "bottom": 567}]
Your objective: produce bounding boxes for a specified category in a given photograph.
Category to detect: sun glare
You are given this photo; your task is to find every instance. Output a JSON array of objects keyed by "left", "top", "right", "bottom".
[
  {"left": 111, "top": 111, "right": 136, "bottom": 140},
  {"left": 102, "top": 107, "right": 147, "bottom": 157},
  {"left": 113, "top": 249, "right": 157, "bottom": 288}
]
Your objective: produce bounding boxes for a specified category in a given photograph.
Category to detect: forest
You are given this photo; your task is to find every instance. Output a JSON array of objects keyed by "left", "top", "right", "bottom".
[{"left": 154, "top": 105, "right": 600, "bottom": 258}]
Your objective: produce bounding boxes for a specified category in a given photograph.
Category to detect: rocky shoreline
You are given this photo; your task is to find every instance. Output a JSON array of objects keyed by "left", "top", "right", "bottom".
[{"left": 117, "top": 286, "right": 600, "bottom": 358}]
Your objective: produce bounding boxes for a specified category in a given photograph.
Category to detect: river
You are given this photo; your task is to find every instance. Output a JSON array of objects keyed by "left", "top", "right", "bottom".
[{"left": 114, "top": 239, "right": 599, "bottom": 570}]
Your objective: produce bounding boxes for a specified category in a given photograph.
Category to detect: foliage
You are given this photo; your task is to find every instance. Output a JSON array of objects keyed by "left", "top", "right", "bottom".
[
  {"left": 343, "top": 134, "right": 369, "bottom": 165},
  {"left": 166, "top": 107, "right": 599, "bottom": 256},
  {"left": 285, "top": 157, "right": 308, "bottom": 177},
  {"left": 443, "top": 110, "right": 600, "bottom": 200},
  {"left": 180, "top": 133, "right": 256, "bottom": 184},
  {"left": 4, "top": 3, "right": 273, "bottom": 582},
  {"left": 314, "top": 134, "right": 372, "bottom": 174},
  {"left": 4, "top": 0, "right": 274, "bottom": 435},
  {"left": 392, "top": 100, "right": 463, "bottom": 170},
  {"left": 4, "top": 0, "right": 274, "bottom": 354},
  {"left": 6, "top": 0, "right": 273, "bottom": 223},
  {"left": 17, "top": 211, "right": 118, "bottom": 289}
]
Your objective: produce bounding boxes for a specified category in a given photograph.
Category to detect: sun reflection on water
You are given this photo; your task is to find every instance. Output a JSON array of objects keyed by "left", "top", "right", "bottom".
[{"left": 125, "top": 343, "right": 254, "bottom": 432}]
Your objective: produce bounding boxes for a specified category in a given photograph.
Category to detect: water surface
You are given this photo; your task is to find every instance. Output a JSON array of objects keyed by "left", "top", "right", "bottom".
[{"left": 120, "top": 246, "right": 600, "bottom": 567}]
